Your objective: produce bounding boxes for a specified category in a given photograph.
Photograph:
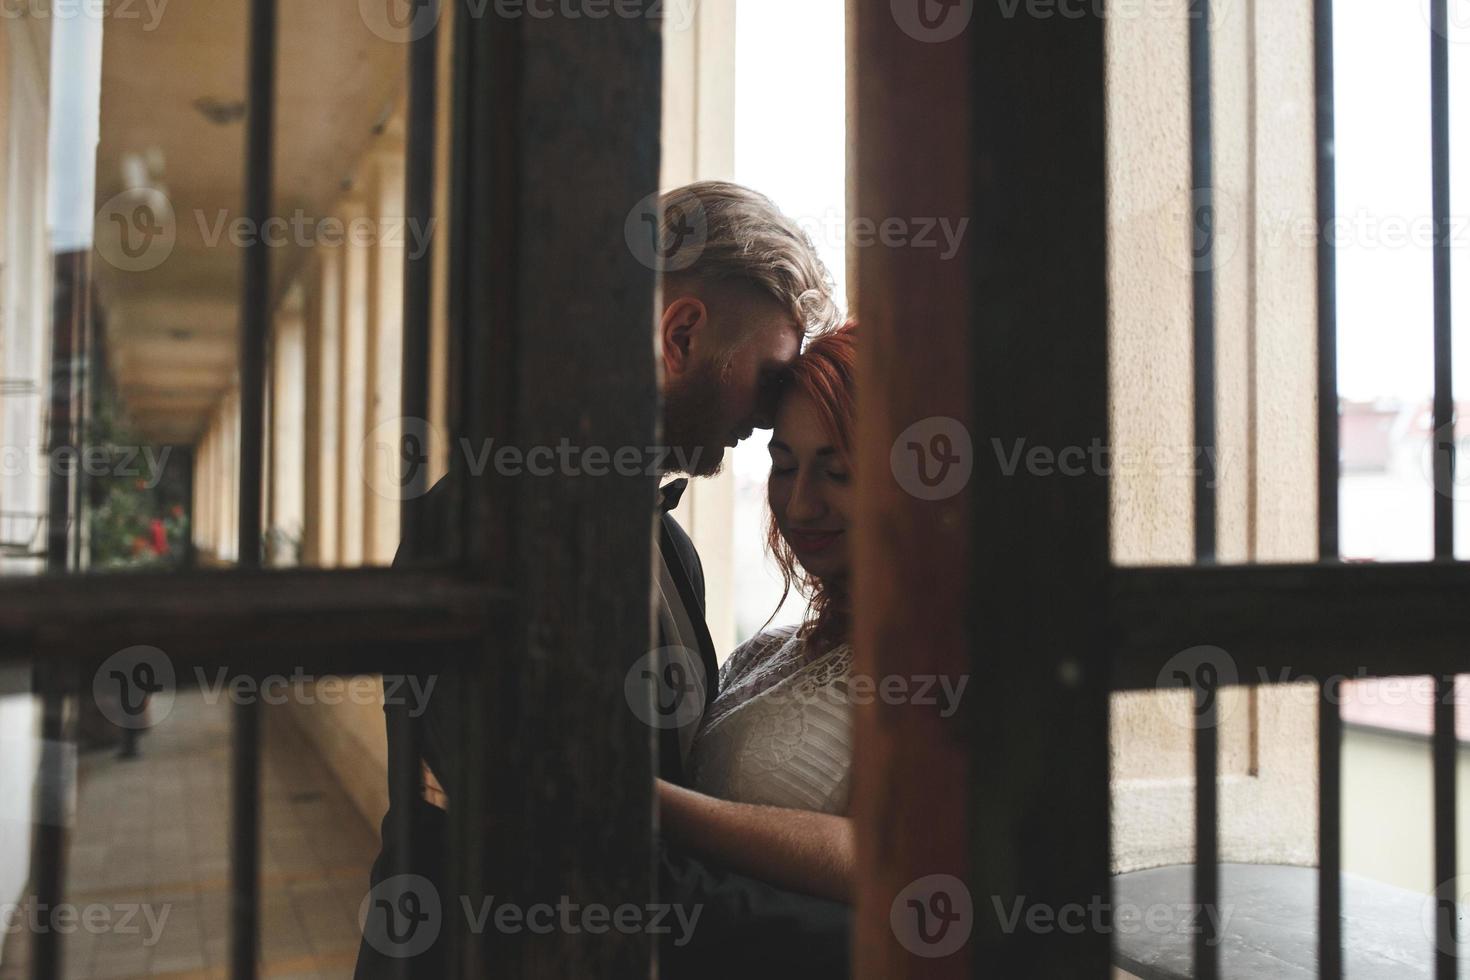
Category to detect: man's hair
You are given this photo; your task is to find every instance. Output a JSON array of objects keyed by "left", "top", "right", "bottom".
[{"left": 656, "top": 181, "right": 841, "bottom": 339}]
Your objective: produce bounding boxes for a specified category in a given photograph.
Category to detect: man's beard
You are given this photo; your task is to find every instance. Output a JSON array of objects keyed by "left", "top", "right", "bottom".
[{"left": 663, "top": 358, "right": 730, "bottom": 477}]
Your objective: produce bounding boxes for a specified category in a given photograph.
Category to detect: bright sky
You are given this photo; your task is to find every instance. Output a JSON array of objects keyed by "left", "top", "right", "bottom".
[
  {"left": 729, "top": 0, "right": 847, "bottom": 638},
  {"left": 1335, "top": 0, "right": 1468, "bottom": 400},
  {"left": 733, "top": 0, "right": 849, "bottom": 314}
]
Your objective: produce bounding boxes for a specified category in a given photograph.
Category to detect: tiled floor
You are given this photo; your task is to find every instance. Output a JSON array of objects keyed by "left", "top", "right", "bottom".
[{"left": 2, "top": 693, "right": 378, "bottom": 979}]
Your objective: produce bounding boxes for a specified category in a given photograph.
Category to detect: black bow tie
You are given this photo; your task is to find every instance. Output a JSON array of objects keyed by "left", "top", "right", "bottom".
[{"left": 659, "top": 479, "right": 689, "bottom": 512}]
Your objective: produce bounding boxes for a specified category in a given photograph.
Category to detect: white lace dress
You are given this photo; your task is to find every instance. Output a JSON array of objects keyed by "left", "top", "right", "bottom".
[{"left": 686, "top": 626, "right": 853, "bottom": 815}]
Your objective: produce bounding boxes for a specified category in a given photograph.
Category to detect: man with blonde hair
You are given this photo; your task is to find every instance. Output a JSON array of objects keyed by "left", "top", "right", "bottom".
[{"left": 356, "top": 182, "right": 849, "bottom": 979}]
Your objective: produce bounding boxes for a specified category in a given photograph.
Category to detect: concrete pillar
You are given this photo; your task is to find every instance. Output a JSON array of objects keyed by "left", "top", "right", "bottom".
[{"left": 336, "top": 197, "right": 370, "bottom": 567}]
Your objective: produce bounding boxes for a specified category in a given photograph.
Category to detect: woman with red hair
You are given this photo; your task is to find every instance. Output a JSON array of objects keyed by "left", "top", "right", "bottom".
[{"left": 658, "top": 322, "right": 858, "bottom": 904}]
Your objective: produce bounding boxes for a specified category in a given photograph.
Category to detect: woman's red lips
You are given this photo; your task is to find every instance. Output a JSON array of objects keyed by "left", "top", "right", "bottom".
[{"left": 787, "top": 529, "right": 844, "bottom": 552}]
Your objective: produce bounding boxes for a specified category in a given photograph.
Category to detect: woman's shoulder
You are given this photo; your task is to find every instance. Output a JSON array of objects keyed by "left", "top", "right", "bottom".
[{"left": 720, "top": 625, "right": 803, "bottom": 686}]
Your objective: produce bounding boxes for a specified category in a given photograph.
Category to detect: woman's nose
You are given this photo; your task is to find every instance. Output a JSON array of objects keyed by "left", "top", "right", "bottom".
[{"left": 787, "top": 473, "right": 827, "bottom": 522}]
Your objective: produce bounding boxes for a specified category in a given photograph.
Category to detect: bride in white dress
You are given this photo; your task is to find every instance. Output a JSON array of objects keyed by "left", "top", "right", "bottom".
[{"left": 657, "top": 323, "right": 857, "bottom": 904}]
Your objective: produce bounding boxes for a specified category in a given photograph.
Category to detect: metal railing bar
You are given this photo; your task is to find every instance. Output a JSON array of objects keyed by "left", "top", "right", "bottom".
[
  {"left": 390, "top": 7, "right": 440, "bottom": 976},
  {"left": 232, "top": 0, "right": 277, "bottom": 973},
  {"left": 1315, "top": 0, "right": 1340, "bottom": 563},
  {"left": 400, "top": 0, "right": 439, "bottom": 547},
  {"left": 1110, "top": 562, "right": 1470, "bottom": 690},
  {"left": 1195, "top": 710, "right": 1220, "bottom": 980},
  {"left": 1190, "top": 0, "right": 1218, "bottom": 565},
  {"left": 1433, "top": 674, "right": 1459, "bottom": 980},
  {"left": 1431, "top": 0, "right": 1454, "bottom": 560},
  {"left": 1318, "top": 679, "right": 1343, "bottom": 980}
]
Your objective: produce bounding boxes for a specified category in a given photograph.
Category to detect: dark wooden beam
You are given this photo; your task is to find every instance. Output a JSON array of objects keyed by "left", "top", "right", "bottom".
[
  {"left": 448, "top": 3, "right": 661, "bottom": 976},
  {"left": 969, "top": 5, "right": 1113, "bottom": 978},
  {"left": 0, "top": 568, "right": 502, "bottom": 674},
  {"left": 1110, "top": 562, "right": 1470, "bottom": 690}
]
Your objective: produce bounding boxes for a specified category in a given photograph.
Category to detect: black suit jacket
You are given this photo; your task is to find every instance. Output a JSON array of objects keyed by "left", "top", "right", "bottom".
[{"left": 354, "top": 471, "right": 849, "bottom": 979}]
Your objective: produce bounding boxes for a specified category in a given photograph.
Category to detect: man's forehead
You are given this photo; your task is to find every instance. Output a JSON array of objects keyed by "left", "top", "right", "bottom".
[{"left": 762, "top": 321, "right": 803, "bottom": 364}]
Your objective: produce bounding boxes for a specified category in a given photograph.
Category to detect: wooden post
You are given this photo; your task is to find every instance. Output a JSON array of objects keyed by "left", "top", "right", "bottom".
[
  {"left": 446, "top": 4, "right": 662, "bottom": 975},
  {"left": 852, "top": 3, "right": 1112, "bottom": 976}
]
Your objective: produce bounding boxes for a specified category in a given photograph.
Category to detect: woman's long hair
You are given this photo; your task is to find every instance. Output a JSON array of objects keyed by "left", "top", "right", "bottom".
[{"left": 765, "top": 321, "right": 857, "bottom": 653}]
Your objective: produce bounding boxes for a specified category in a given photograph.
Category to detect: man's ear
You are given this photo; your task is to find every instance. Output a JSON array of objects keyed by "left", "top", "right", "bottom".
[{"left": 659, "top": 295, "right": 708, "bottom": 379}]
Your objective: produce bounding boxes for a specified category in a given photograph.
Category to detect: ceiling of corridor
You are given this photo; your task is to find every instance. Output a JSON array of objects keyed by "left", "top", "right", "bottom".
[{"left": 93, "top": 0, "right": 407, "bottom": 445}]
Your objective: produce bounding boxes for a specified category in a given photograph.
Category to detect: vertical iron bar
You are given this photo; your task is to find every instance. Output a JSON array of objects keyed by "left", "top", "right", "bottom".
[
  {"left": 1316, "top": 0, "right": 1340, "bottom": 563},
  {"left": 1318, "top": 678, "right": 1343, "bottom": 980},
  {"left": 1433, "top": 675, "right": 1459, "bottom": 980},
  {"left": 1429, "top": 5, "right": 1459, "bottom": 977},
  {"left": 388, "top": 7, "right": 438, "bottom": 978},
  {"left": 1189, "top": 3, "right": 1220, "bottom": 974},
  {"left": 1190, "top": 0, "right": 1218, "bottom": 565},
  {"left": 1195, "top": 702, "right": 1220, "bottom": 980},
  {"left": 32, "top": 249, "right": 87, "bottom": 980},
  {"left": 400, "top": 0, "right": 439, "bottom": 547},
  {"left": 445, "top": 1, "right": 489, "bottom": 972},
  {"left": 1431, "top": 0, "right": 1454, "bottom": 559},
  {"left": 232, "top": 0, "right": 276, "bottom": 976},
  {"left": 1314, "top": 0, "right": 1344, "bottom": 974}
]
